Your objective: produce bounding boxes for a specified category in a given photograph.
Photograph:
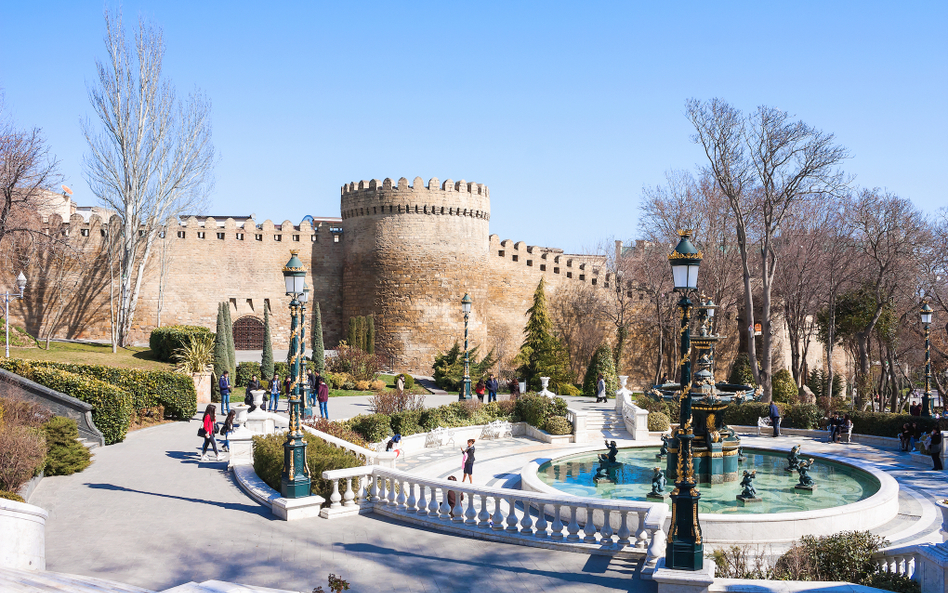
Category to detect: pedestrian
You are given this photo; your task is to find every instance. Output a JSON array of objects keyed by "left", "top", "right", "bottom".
[
  {"left": 910, "top": 422, "right": 921, "bottom": 452},
  {"left": 596, "top": 374, "right": 607, "bottom": 403},
  {"left": 930, "top": 426, "right": 944, "bottom": 470},
  {"left": 218, "top": 370, "right": 231, "bottom": 414},
  {"left": 245, "top": 374, "right": 261, "bottom": 411},
  {"left": 900, "top": 423, "right": 912, "bottom": 452},
  {"left": 268, "top": 373, "right": 280, "bottom": 412},
  {"left": 509, "top": 378, "right": 520, "bottom": 399},
  {"left": 474, "top": 379, "right": 486, "bottom": 402},
  {"left": 769, "top": 401, "right": 781, "bottom": 437},
  {"left": 446, "top": 475, "right": 463, "bottom": 516},
  {"left": 219, "top": 409, "right": 236, "bottom": 453},
  {"left": 485, "top": 373, "right": 498, "bottom": 403},
  {"left": 829, "top": 413, "right": 840, "bottom": 442},
  {"left": 317, "top": 377, "right": 329, "bottom": 419},
  {"left": 396, "top": 374, "right": 405, "bottom": 393},
  {"left": 199, "top": 404, "right": 221, "bottom": 462},
  {"left": 307, "top": 369, "right": 317, "bottom": 407},
  {"left": 283, "top": 374, "right": 293, "bottom": 400},
  {"left": 461, "top": 439, "right": 475, "bottom": 483}
]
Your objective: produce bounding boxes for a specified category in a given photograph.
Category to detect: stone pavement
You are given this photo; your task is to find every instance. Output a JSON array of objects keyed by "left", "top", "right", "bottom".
[{"left": 29, "top": 413, "right": 656, "bottom": 593}]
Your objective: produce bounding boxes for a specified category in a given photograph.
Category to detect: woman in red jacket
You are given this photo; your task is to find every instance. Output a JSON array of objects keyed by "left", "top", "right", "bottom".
[{"left": 199, "top": 404, "right": 221, "bottom": 462}]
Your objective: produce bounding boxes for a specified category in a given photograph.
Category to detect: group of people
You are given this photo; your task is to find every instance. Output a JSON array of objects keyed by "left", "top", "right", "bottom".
[
  {"left": 240, "top": 369, "right": 330, "bottom": 418},
  {"left": 461, "top": 374, "right": 518, "bottom": 401},
  {"left": 827, "top": 413, "right": 853, "bottom": 443},
  {"left": 900, "top": 421, "right": 944, "bottom": 470},
  {"left": 198, "top": 403, "right": 237, "bottom": 462}
]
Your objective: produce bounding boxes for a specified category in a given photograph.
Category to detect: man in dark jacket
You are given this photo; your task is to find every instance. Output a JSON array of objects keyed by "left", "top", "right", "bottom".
[
  {"left": 769, "top": 401, "right": 781, "bottom": 437},
  {"left": 485, "top": 374, "right": 499, "bottom": 402},
  {"left": 245, "top": 374, "right": 261, "bottom": 412},
  {"left": 219, "top": 371, "right": 231, "bottom": 414}
]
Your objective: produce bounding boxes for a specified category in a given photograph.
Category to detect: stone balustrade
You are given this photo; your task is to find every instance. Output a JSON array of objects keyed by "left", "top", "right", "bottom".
[
  {"left": 321, "top": 465, "right": 668, "bottom": 576},
  {"left": 872, "top": 542, "right": 948, "bottom": 593}
]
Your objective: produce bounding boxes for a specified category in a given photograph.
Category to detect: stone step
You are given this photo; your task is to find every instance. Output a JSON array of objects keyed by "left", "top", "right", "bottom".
[
  {"left": 161, "top": 580, "right": 301, "bottom": 593},
  {"left": 0, "top": 567, "right": 155, "bottom": 593}
]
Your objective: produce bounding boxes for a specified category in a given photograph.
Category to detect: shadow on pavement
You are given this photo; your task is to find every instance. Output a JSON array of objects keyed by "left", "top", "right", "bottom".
[{"left": 83, "top": 482, "right": 270, "bottom": 515}]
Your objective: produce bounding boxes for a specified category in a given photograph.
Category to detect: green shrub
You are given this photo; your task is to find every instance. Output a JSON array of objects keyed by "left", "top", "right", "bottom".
[
  {"left": 543, "top": 416, "right": 573, "bottom": 435},
  {"left": 771, "top": 369, "right": 797, "bottom": 403},
  {"left": 648, "top": 411, "right": 670, "bottom": 432},
  {"left": 482, "top": 400, "right": 516, "bottom": 419},
  {"left": 389, "top": 410, "right": 424, "bottom": 436},
  {"left": 513, "top": 394, "right": 568, "bottom": 429},
  {"left": 303, "top": 418, "right": 368, "bottom": 449},
  {"left": 149, "top": 325, "right": 213, "bottom": 362},
  {"left": 582, "top": 342, "right": 618, "bottom": 398},
  {"left": 559, "top": 383, "right": 582, "bottom": 396},
  {"left": 0, "top": 362, "right": 134, "bottom": 445},
  {"left": 864, "top": 571, "right": 920, "bottom": 593},
  {"left": 728, "top": 353, "right": 756, "bottom": 386},
  {"left": 774, "top": 530, "right": 887, "bottom": 584},
  {"left": 236, "top": 361, "right": 262, "bottom": 387},
  {"left": 252, "top": 431, "right": 363, "bottom": 503},
  {"left": 42, "top": 417, "right": 91, "bottom": 476},
  {"left": 345, "top": 413, "right": 393, "bottom": 443},
  {"left": 432, "top": 342, "right": 498, "bottom": 391},
  {"left": 784, "top": 403, "right": 822, "bottom": 429},
  {"left": 722, "top": 402, "right": 787, "bottom": 428},
  {"left": 0, "top": 490, "right": 25, "bottom": 503}
]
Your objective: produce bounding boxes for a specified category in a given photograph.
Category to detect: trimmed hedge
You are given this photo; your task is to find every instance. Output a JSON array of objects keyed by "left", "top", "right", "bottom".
[
  {"left": 648, "top": 411, "right": 670, "bottom": 432},
  {"left": 252, "top": 431, "right": 362, "bottom": 503},
  {"left": 514, "top": 394, "right": 568, "bottom": 429},
  {"left": 42, "top": 416, "right": 92, "bottom": 476},
  {"left": 9, "top": 360, "right": 196, "bottom": 420},
  {"left": 0, "top": 362, "right": 133, "bottom": 445},
  {"left": 342, "top": 399, "right": 523, "bottom": 444},
  {"left": 543, "top": 416, "right": 573, "bottom": 435},
  {"left": 0, "top": 490, "right": 25, "bottom": 502},
  {"left": 345, "top": 414, "right": 393, "bottom": 443},
  {"left": 150, "top": 325, "right": 213, "bottom": 362}
]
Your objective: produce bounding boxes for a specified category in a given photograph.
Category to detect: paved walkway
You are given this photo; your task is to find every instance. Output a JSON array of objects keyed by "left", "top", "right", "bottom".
[{"left": 29, "top": 412, "right": 656, "bottom": 593}]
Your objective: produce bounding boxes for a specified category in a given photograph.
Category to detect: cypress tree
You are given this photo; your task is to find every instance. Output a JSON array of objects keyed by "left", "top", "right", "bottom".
[
  {"left": 312, "top": 301, "right": 325, "bottom": 374},
  {"left": 222, "top": 302, "right": 236, "bottom": 377},
  {"left": 213, "top": 303, "right": 228, "bottom": 401},
  {"left": 516, "top": 278, "right": 572, "bottom": 392},
  {"left": 583, "top": 342, "right": 619, "bottom": 398},
  {"left": 261, "top": 305, "right": 274, "bottom": 380},
  {"left": 366, "top": 314, "right": 375, "bottom": 354},
  {"left": 347, "top": 317, "right": 358, "bottom": 349}
]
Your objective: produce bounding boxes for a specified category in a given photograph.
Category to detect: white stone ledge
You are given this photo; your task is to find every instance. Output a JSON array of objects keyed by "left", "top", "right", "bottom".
[
  {"left": 232, "top": 464, "right": 325, "bottom": 521},
  {"left": 0, "top": 498, "right": 48, "bottom": 571}
]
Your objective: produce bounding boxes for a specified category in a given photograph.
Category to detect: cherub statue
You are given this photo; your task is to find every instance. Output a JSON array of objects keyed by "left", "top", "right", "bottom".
[
  {"left": 786, "top": 444, "right": 801, "bottom": 472},
  {"left": 797, "top": 458, "right": 815, "bottom": 488},
  {"left": 656, "top": 434, "right": 669, "bottom": 458},
  {"left": 650, "top": 467, "right": 666, "bottom": 495},
  {"left": 598, "top": 440, "right": 619, "bottom": 465},
  {"left": 738, "top": 470, "right": 757, "bottom": 499}
]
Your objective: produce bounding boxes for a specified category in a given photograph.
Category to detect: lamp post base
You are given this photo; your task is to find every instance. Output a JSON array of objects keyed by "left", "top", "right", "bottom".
[
  {"left": 665, "top": 540, "right": 704, "bottom": 571},
  {"left": 281, "top": 433, "right": 311, "bottom": 499}
]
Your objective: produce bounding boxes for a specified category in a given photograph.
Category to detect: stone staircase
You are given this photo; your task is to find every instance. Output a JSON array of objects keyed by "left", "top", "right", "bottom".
[
  {"left": 584, "top": 407, "right": 631, "bottom": 439},
  {"left": 0, "top": 568, "right": 300, "bottom": 593}
]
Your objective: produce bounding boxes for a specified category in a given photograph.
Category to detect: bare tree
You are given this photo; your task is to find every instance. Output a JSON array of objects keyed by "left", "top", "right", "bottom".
[
  {"left": 83, "top": 11, "right": 214, "bottom": 347},
  {"left": 550, "top": 282, "right": 608, "bottom": 379},
  {"left": 686, "top": 98, "right": 849, "bottom": 401}
]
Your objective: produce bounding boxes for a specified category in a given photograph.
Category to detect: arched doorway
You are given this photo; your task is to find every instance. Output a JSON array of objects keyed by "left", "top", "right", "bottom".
[{"left": 233, "top": 315, "right": 265, "bottom": 350}]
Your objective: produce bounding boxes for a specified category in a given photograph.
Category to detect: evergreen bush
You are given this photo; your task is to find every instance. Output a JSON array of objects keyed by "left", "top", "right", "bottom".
[
  {"left": 0, "top": 490, "right": 25, "bottom": 502},
  {"left": 222, "top": 304, "right": 236, "bottom": 377},
  {"left": 771, "top": 369, "right": 797, "bottom": 403},
  {"left": 432, "top": 342, "right": 497, "bottom": 391},
  {"left": 42, "top": 417, "right": 91, "bottom": 476},
  {"left": 345, "top": 413, "right": 393, "bottom": 443},
  {"left": 149, "top": 325, "right": 213, "bottom": 362},
  {"left": 783, "top": 403, "right": 822, "bottom": 429},
  {"left": 236, "top": 361, "right": 262, "bottom": 387},
  {"left": 728, "top": 353, "right": 756, "bottom": 386},
  {"left": 648, "top": 411, "right": 670, "bottom": 432},
  {"left": 252, "top": 431, "right": 363, "bottom": 503},
  {"left": 261, "top": 307, "right": 274, "bottom": 380},
  {"left": 513, "top": 393, "right": 568, "bottom": 429},
  {"left": 543, "top": 416, "right": 573, "bottom": 435},
  {"left": 389, "top": 410, "right": 424, "bottom": 436},
  {"left": 312, "top": 302, "right": 325, "bottom": 374},
  {"left": 582, "top": 342, "right": 619, "bottom": 398}
]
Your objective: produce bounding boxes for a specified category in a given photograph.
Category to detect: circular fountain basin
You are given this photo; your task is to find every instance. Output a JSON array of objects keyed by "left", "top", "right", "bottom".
[{"left": 521, "top": 444, "right": 899, "bottom": 545}]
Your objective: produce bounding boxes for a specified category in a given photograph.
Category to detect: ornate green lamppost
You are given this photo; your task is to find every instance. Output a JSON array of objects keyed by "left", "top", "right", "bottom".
[
  {"left": 281, "top": 250, "right": 311, "bottom": 498},
  {"left": 666, "top": 230, "right": 703, "bottom": 570},
  {"left": 921, "top": 301, "right": 934, "bottom": 418},
  {"left": 462, "top": 293, "right": 473, "bottom": 399}
]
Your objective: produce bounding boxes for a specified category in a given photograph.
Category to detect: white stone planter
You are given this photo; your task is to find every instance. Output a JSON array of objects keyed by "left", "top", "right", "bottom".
[
  {"left": 937, "top": 499, "right": 948, "bottom": 542},
  {"left": 0, "top": 498, "right": 47, "bottom": 570}
]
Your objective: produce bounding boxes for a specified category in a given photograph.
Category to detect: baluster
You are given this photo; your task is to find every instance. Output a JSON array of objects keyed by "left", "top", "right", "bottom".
[
  {"left": 464, "top": 490, "right": 478, "bottom": 524},
  {"left": 908, "top": 556, "right": 916, "bottom": 578},
  {"left": 416, "top": 481, "right": 428, "bottom": 515},
  {"left": 645, "top": 527, "right": 666, "bottom": 574},
  {"left": 551, "top": 504, "right": 564, "bottom": 539},
  {"left": 600, "top": 509, "right": 614, "bottom": 547},
  {"left": 505, "top": 497, "right": 519, "bottom": 532},
  {"left": 329, "top": 479, "right": 342, "bottom": 509},
  {"left": 491, "top": 495, "right": 505, "bottom": 530},
  {"left": 356, "top": 475, "right": 366, "bottom": 502},
  {"left": 519, "top": 500, "right": 534, "bottom": 534},
  {"left": 439, "top": 487, "right": 452, "bottom": 520},
  {"left": 635, "top": 511, "right": 648, "bottom": 548},
  {"left": 477, "top": 494, "right": 491, "bottom": 527},
  {"left": 616, "top": 511, "right": 631, "bottom": 547},
  {"left": 377, "top": 476, "right": 387, "bottom": 502},
  {"left": 427, "top": 486, "right": 440, "bottom": 516},
  {"left": 452, "top": 490, "right": 465, "bottom": 522},
  {"left": 583, "top": 506, "right": 597, "bottom": 543},
  {"left": 888, "top": 558, "right": 897, "bottom": 573},
  {"left": 534, "top": 503, "right": 548, "bottom": 538},
  {"left": 896, "top": 556, "right": 906, "bottom": 575},
  {"left": 566, "top": 506, "right": 581, "bottom": 542},
  {"left": 405, "top": 481, "right": 417, "bottom": 512},
  {"left": 387, "top": 477, "right": 397, "bottom": 506},
  {"left": 342, "top": 477, "right": 355, "bottom": 507},
  {"left": 369, "top": 476, "right": 379, "bottom": 502}
]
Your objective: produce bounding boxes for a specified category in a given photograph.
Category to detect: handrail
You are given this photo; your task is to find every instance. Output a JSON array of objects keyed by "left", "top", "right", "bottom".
[{"left": 300, "top": 424, "right": 397, "bottom": 465}]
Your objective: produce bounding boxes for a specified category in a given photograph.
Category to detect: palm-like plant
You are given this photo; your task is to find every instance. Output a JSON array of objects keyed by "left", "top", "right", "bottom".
[{"left": 173, "top": 334, "right": 215, "bottom": 374}]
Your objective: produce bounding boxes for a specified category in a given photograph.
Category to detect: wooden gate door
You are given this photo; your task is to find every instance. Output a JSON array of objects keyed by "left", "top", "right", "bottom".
[{"left": 233, "top": 316, "right": 265, "bottom": 350}]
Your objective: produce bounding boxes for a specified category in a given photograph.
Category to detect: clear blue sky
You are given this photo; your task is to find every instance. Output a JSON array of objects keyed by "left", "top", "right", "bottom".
[{"left": 1, "top": 1, "right": 945, "bottom": 254}]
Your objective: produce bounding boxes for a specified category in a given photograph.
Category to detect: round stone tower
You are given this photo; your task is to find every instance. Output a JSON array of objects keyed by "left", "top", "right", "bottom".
[{"left": 340, "top": 176, "right": 491, "bottom": 373}]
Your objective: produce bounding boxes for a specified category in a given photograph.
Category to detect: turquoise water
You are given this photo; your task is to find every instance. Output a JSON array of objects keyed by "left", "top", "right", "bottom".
[{"left": 536, "top": 448, "right": 880, "bottom": 514}]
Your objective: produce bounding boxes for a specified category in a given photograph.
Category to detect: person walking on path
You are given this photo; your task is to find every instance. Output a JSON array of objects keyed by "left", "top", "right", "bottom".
[
  {"left": 769, "top": 401, "right": 781, "bottom": 437},
  {"left": 283, "top": 374, "right": 292, "bottom": 402},
  {"left": 268, "top": 373, "right": 281, "bottom": 412},
  {"left": 307, "top": 369, "right": 318, "bottom": 407},
  {"left": 219, "top": 410, "right": 236, "bottom": 453},
  {"left": 508, "top": 378, "right": 520, "bottom": 399},
  {"left": 218, "top": 371, "right": 232, "bottom": 414},
  {"left": 199, "top": 404, "right": 221, "bottom": 461},
  {"left": 595, "top": 374, "right": 607, "bottom": 403},
  {"left": 245, "top": 374, "right": 261, "bottom": 412},
  {"left": 929, "top": 427, "right": 943, "bottom": 470},
  {"left": 474, "top": 380, "right": 486, "bottom": 402},
  {"left": 317, "top": 377, "right": 330, "bottom": 419},
  {"left": 396, "top": 374, "right": 405, "bottom": 393},
  {"left": 461, "top": 439, "right": 476, "bottom": 483},
  {"left": 486, "top": 374, "right": 499, "bottom": 403}
]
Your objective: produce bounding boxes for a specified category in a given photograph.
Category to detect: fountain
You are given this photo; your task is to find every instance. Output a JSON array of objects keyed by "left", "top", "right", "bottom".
[
  {"left": 647, "top": 468, "right": 667, "bottom": 499},
  {"left": 736, "top": 470, "right": 761, "bottom": 503}
]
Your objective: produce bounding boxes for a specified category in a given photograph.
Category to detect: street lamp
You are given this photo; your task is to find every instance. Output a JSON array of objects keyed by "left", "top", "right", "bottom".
[
  {"left": 3, "top": 273, "right": 27, "bottom": 358},
  {"left": 300, "top": 283, "right": 310, "bottom": 406},
  {"left": 462, "top": 294, "right": 472, "bottom": 399},
  {"left": 921, "top": 301, "right": 934, "bottom": 418},
  {"left": 666, "top": 230, "right": 703, "bottom": 571},
  {"left": 280, "top": 251, "right": 311, "bottom": 498}
]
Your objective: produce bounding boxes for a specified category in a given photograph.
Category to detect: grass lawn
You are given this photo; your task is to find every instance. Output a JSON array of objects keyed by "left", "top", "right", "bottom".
[
  {"left": 326, "top": 373, "right": 429, "bottom": 397},
  {"left": 6, "top": 342, "right": 174, "bottom": 372}
]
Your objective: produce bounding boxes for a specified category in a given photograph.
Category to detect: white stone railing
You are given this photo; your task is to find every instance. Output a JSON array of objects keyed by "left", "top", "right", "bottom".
[
  {"left": 565, "top": 407, "right": 588, "bottom": 443},
  {"left": 320, "top": 465, "right": 668, "bottom": 575},
  {"left": 300, "top": 423, "right": 398, "bottom": 467},
  {"left": 872, "top": 542, "right": 948, "bottom": 591},
  {"left": 614, "top": 379, "right": 649, "bottom": 439}
]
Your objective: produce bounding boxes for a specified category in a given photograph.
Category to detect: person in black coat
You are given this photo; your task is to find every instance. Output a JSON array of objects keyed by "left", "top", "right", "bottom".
[{"left": 930, "top": 427, "right": 943, "bottom": 470}]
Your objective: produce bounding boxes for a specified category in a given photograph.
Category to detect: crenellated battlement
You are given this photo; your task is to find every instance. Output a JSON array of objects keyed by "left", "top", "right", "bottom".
[
  {"left": 340, "top": 176, "right": 490, "bottom": 221},
  {"left": 488, "top": 234, "right": 608, "bottom": 286}
]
